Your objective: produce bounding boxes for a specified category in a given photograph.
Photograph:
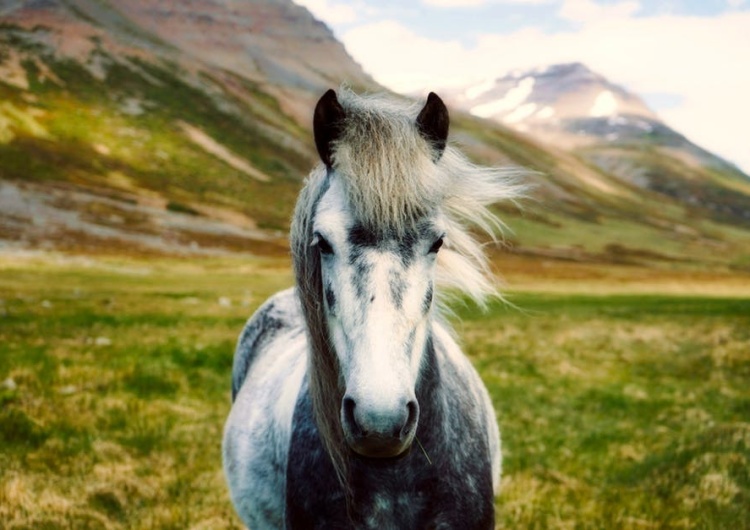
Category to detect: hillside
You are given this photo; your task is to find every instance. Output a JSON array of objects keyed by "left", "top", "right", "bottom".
[
  {"left": 1, "top": 1, "right": 749, "bottom": 271},
  {"left": 0, "top": 0, "right": 374, "bottom": 254},
  {"left": 446, "top": 63, "right": 750, "bottom": 232}
]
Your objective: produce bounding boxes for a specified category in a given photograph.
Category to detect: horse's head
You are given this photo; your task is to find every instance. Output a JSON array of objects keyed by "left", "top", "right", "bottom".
[
  {"left": 293, "top": 89, "right": 519, "bottom": 469},
  {"left": 312, "top": 185, "right": 442, "bottom": 457},
  {"left": 304, "top": 90, "right": 449, "bottom": 458}
]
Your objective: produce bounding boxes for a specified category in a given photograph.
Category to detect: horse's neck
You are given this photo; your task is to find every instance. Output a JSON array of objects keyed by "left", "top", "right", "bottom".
[{"left": 414, "top": 334, "right": 443, "bottom": 423}]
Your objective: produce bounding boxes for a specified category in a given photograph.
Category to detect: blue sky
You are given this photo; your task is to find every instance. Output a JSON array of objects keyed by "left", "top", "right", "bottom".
[{"left": 295, "top": 0, "right": 750, "bottom": 174}]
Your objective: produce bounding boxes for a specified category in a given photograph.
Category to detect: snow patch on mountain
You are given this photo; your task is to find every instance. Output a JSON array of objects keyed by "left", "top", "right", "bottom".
[
  {"left": 504, "top": 103, "right": 538, "bottom": 124},
  {"left": 465, "top": 78, "right": 497, "bottom": 100},
  {"left": 537, "top": 106, "right": 556, "bottom": 119},
  {"left": 471, "top": 77, "right": 535, "bottom": 118},
  {"left": 448, "top": 63, "right": 665, "bottom": 150},
  {"left": 590, "top": 90, "right": 618, "bottom": 117}
]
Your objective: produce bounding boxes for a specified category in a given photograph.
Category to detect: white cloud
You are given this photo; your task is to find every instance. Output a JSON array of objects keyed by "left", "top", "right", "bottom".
[
  {"left": 559, "top": 0, "right": 641, "bottom": 23},
  {"left": 341, "top": 11, "right": 750, "bottom": 174},
  {"left": 294, "top": 0, "right": 359, "bottom": 25},
  {"left": 342, "top": 20, "right": 482, "bottom": 91}
]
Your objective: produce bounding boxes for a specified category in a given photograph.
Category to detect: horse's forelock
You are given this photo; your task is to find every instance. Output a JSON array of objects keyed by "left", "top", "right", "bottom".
[{"left": 331, "top": 91, "right": 445, "bottom": 235}]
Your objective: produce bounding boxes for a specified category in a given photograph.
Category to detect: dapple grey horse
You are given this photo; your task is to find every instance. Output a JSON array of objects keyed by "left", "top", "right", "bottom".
[{"left": 223, "top": 88, "right": 522, "bottom": 529}]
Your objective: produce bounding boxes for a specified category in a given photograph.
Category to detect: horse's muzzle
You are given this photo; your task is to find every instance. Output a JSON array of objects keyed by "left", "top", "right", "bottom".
[{"left": 341, "top": 396, "right": 419, "bottom": 458}]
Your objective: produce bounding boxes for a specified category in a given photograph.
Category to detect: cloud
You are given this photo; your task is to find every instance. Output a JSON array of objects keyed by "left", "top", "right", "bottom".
[
  {"left": 342, "top": 20, "right": 483, "bottom": 91},
  {"left": 341, "top": 11, "right": 750, "bottom": 173},
  {"left": 559, "top": 0, "right": 641, "bottom": 23},
  {"left": 294, "top": 0, "right": 359, "bottom": 25}
]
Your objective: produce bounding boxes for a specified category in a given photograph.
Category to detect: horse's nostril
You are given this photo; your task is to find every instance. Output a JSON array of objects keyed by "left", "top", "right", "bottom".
[
  {"left": 401, "top": 400, "right": 419, "bottom": 438},
  {"left": 343, "top": 396, "right": 363, "bottom": 436}
]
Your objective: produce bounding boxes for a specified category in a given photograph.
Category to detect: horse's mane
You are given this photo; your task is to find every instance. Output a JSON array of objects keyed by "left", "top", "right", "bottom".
[{"left": 290, "top": 88, "right": 524, "bottom": 496}]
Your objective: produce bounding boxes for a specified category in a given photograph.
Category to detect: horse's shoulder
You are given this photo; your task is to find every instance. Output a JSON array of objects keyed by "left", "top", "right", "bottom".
[{"left": 231, "top": 288, "right": 304, "bottom": 401}]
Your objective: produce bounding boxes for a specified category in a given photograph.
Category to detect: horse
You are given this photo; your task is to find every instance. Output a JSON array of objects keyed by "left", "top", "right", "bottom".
[{"left": 222, "top": 88, "right": 522, "bottom": 529}]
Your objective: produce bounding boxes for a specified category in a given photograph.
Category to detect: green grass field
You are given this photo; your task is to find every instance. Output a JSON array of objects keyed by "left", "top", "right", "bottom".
[{"left": 1, "top": 254, "right": 749, "bottom": 529}]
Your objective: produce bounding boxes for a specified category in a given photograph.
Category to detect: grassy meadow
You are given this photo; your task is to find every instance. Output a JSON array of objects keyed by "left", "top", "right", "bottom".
[{"left": 1, "top": 253, "right": 749, "bottom": 529}]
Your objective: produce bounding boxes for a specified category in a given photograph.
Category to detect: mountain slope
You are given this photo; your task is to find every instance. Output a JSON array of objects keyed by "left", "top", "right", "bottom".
[
  {"left": 1, "top": 2, "right": 749, "bottom": 270},
  {"left": 446, "top": 62, "right": 750, "bottom": 230},
  {"left": 0, "top": 0, "right": 376, "bottom": 253},
  {"left": 115, "top": 0, "right": 374, "bottom": 121}
]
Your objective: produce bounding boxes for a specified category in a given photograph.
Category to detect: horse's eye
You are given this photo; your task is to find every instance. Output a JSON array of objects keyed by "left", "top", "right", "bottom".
[
  {"left": 316, "top": 235, "right": 334, "bottom": 255},
  {"left": 429, "top": 237, "right": 444, "bottom": 254}
]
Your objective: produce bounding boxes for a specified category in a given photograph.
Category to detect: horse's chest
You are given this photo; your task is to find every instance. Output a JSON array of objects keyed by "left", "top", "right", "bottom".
[
  {"left": 347, "top": 465, "right": 434, "bottom": 529},
  {"left": 286, "top": 428, "right": 493, "bottom": 530},
  {"left": 286, "top": 450, "right": 431, "bottom": 529},
  {"left": 286, "top": 396, "right": 430, "bottom": 528},
  {"left": 286, "top": 381, "right": 495, "bottom": 529}
]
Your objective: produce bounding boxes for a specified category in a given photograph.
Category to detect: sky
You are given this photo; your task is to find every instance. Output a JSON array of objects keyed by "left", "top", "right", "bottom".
[{"left": 294, "top": 0, "right": 750, "bottom": 175}]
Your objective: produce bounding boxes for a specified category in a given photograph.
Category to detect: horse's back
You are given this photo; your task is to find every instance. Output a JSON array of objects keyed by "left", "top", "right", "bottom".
[{"left": 223, "top": 288, "right": 308, "bottom": 529}]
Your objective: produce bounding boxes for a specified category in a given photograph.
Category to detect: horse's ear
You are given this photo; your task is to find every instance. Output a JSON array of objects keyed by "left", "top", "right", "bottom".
[
  {"left": 314, "top": 89, "right": 345, "bottom": 168},
  {"left": 416, "top": 92, "right": 449, "bottom": 161}
]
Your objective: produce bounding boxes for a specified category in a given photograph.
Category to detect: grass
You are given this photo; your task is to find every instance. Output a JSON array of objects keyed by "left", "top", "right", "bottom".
[
  {"left": 0, "top": 255, "right": 291, "bottom": 529},
  {"left": 465, "top": 292, "right": 750, "bottom": 528},
  {"left": 1, "top": 254, "right": 748, "bottom": 529}
]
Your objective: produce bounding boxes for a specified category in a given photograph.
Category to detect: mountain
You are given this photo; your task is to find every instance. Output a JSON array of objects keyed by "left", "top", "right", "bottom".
[
  {"left": 0, "top": 0, "right": 377, "bottom": 254},
  {"left": 113, "top": 0, "right": 374, "bottom": 122},
  {"left": 446, "top": 62, "right": 750, "bottom": 228},
  {"left": 448, "top": 62, "right": 658, "bottom": 147},
  {"left": 1, "top": 2, "right": 749, "bottom": 271}
]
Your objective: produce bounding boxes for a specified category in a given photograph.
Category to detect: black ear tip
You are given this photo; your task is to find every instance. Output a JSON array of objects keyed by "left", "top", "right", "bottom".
[
  {"left": 416, "top": 91, "right": 449, "bottom": 161},
  {"left": 315, "top": 89, "right": 339, "bottom": 115},
  {"left": 314, "top": 89, "right": 345, "bottom": 167},
  {"left": 426, "top": 92, "right": 446, "bottom": 108}
]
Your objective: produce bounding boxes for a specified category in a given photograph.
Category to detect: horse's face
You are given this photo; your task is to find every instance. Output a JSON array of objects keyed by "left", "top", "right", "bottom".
[{"left": 313, "top": 178, "right": 443, "bottom": 458}]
